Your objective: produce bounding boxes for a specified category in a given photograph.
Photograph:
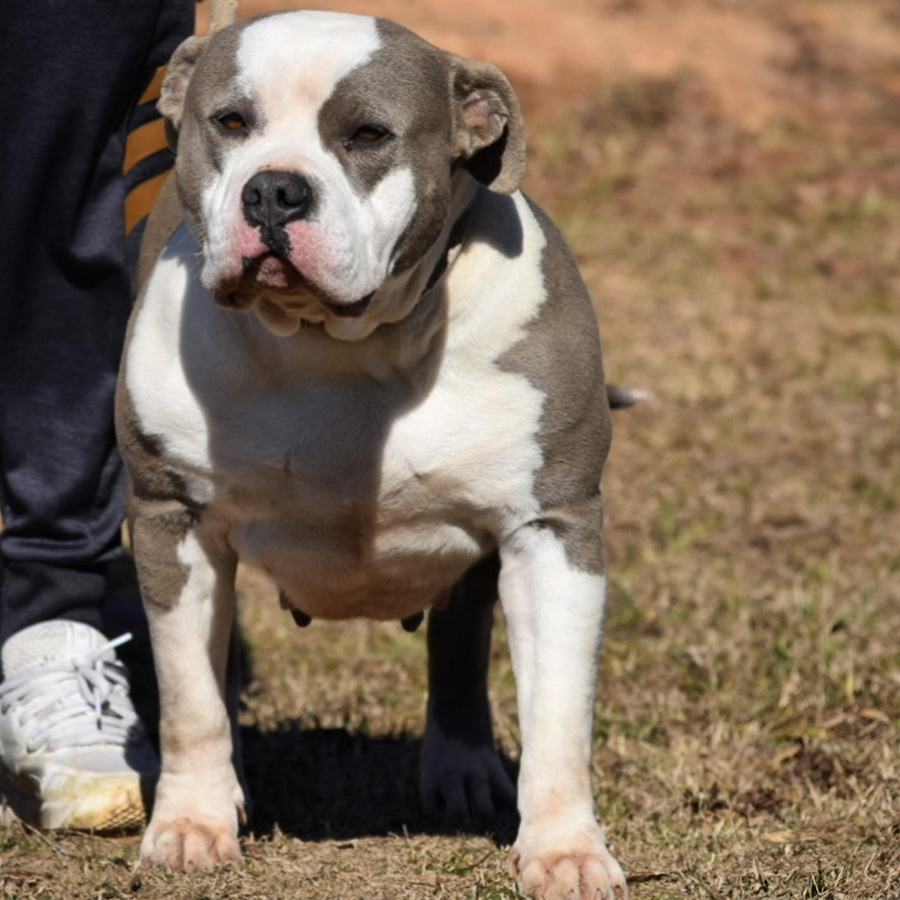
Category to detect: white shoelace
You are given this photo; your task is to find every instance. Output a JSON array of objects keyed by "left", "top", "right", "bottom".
[{"left": 0, "top": 633, "right": 142, "bottom": 752}]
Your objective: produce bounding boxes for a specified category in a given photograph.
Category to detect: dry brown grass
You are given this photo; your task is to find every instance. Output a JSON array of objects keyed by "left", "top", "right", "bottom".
[{"left": 3, "top": 1, "right": 900, "bottom": 898}]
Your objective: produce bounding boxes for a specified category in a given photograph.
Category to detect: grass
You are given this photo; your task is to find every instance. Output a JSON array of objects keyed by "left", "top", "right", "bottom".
[{"left": 2, "top": 1, "right": 900, "bottom": 897}]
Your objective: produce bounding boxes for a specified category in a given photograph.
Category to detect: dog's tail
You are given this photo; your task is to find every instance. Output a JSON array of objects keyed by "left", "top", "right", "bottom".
[{"left": 606, "top": 384, "right": 652, "bottom": 409}]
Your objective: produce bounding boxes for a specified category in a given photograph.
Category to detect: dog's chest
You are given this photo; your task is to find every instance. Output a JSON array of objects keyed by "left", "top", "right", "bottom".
[{"left": 208, "top": 346, "right": 543, "bottom": 617}]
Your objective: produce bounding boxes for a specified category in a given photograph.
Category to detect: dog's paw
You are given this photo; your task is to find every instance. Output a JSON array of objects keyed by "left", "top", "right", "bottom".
[
  {"left": 140, "top": 816, "right": 242, "bottom": 872},
  {"left": 140, "top": 769, "right": 244, "bottom": 872},
  {"left": 510, "top": 830, "right": 628, "bottom": 900},
  {"left": 420, "top": 739, "right": 516, "bottom": 821}
]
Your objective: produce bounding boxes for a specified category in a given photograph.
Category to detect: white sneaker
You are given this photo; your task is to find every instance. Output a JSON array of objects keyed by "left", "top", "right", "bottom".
[{"left": 0, "top": 620, "right": 158, "bottom": 831}]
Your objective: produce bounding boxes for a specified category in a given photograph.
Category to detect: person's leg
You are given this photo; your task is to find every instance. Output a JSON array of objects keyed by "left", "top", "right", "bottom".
[
  {"left": 0, "top": 0, "right": 194, "bottom": 832},
  {"left": 0, "top": 0, "right": 193, "bottom": 673}
]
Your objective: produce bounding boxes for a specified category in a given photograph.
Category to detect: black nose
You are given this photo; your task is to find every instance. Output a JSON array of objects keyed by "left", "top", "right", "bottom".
[{"left": 241, "top": 170, "right": 312, "bottom": 231}]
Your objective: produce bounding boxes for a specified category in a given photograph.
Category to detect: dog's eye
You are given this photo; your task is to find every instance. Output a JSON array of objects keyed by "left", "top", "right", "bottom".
[
  {"left": 216, "top": 112, "right": 247, "bottom": 132},
  {"left": 347, "top": 125, "right": 390, "bottom": 148}
]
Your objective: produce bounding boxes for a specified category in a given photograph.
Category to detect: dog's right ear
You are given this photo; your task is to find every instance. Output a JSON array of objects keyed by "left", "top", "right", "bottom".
[{"left": 158, "top": 35, "right": 211, "bottom": 147}]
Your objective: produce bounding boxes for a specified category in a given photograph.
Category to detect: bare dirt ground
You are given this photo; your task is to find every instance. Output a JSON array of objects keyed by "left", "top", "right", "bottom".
[{"left": 3, "top": 1, "right": 900, "bottom": 898}]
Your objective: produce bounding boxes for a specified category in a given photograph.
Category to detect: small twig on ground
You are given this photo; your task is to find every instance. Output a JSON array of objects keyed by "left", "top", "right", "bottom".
[
  {"left": 18, "top": 821, "right": 83, "bottom": 860},
  {"left": 628, "top": 869, "right": 673, "bottom": 883}
]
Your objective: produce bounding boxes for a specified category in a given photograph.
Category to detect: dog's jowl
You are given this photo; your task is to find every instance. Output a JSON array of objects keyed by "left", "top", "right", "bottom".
[{"left": 116, "top": 11, "right": 628, "bottom": 898}]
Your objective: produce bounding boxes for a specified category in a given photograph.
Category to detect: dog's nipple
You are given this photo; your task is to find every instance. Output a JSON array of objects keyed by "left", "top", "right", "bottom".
[
  {"left": 400, "top": 611, "right": 424, "bottom": 633},
  {"left": 279, "top": 590, "right": 312, "bottom": 627}
]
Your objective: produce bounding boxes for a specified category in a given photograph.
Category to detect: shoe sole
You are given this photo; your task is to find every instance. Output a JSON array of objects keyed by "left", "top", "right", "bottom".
[{"left": 0, "top": 765, "right": 147, "bottom": 832}]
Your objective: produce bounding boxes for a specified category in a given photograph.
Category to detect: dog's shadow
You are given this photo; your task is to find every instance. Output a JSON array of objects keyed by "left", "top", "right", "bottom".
[
  {"left": 122, "top": 600, "right": 520, "bottom": 846},
  {"left": 240, "top": 722, "right": 520, "bottom": 845}
]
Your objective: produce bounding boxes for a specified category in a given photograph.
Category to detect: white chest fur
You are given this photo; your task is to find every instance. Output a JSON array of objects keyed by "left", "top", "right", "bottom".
[{"left": 126, "top": 193, "right": 550, "bottom": 618}]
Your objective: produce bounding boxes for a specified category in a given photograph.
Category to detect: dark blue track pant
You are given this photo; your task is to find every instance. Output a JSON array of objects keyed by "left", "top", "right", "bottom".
[{"left": 0, "top": 0, "right": 193, "bottom": 660}]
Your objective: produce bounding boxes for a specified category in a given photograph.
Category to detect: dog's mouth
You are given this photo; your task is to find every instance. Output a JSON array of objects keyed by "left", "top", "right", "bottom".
[
  {"left": 244, "top": 251, "right": 304, "bottom": 293},
  {"left": 215, "top": 253, "right": 375, "bottom": 321},
  {"left": 214, "top": 252, "right": 306, "bottom": 309}
]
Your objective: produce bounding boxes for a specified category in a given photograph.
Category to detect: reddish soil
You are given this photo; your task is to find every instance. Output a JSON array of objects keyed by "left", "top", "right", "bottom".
[{"left": 203, "top": 0, "right": 899, "bottom": 137}]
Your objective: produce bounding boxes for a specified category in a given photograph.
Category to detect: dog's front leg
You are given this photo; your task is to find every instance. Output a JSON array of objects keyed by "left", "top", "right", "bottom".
[
  {"left": 133, "top": 508, "right": 243, "bottom": 871},
  {"left": 499, "top": 523, "right": 628, "bottom": 900}
]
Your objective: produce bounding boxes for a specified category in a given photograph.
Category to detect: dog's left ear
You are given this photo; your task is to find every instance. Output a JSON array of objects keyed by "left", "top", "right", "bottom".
[{"left": 450, "top": 57, "right": 526, "bottom": 195}]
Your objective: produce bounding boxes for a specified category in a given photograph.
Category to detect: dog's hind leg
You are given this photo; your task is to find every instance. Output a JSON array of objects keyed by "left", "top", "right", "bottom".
[{"left": 420, "top": 552, "right": 516, "bottom": 822}]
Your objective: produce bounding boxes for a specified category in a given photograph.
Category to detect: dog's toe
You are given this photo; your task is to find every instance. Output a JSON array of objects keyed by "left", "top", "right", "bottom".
[
  {"left": 420, "top": 743, "right": 516, "bottom": 822},
  {"left": 141, "top": 817, "right": 242, "bottom": 871},
  {"left": 512, "top": 832, "right": 627, "bottom": 900}
]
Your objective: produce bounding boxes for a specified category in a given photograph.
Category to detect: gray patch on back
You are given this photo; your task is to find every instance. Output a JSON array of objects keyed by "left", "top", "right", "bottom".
[{"left": 498, "top": 196, "right": 611, "bottom": 575}]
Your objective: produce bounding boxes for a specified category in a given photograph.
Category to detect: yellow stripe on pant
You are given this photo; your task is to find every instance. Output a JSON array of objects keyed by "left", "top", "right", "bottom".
[{"left": 124, "top": 65, "right": 170, "bottom": 234}]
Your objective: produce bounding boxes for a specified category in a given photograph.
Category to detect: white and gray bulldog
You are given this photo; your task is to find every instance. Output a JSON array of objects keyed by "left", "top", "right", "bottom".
[{"left": 116, "top": 11, "right": 630, "bottom": 898}]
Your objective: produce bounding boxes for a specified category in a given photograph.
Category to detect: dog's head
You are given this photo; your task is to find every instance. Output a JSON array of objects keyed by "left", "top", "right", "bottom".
[{"left": 159, "top": 11, "right": 525, "bottom": 340}]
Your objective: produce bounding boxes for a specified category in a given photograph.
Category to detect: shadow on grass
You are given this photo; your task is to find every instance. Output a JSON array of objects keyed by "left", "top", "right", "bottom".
[{"left": 240, "top": 724, "right": 520, "bottom": 846}]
